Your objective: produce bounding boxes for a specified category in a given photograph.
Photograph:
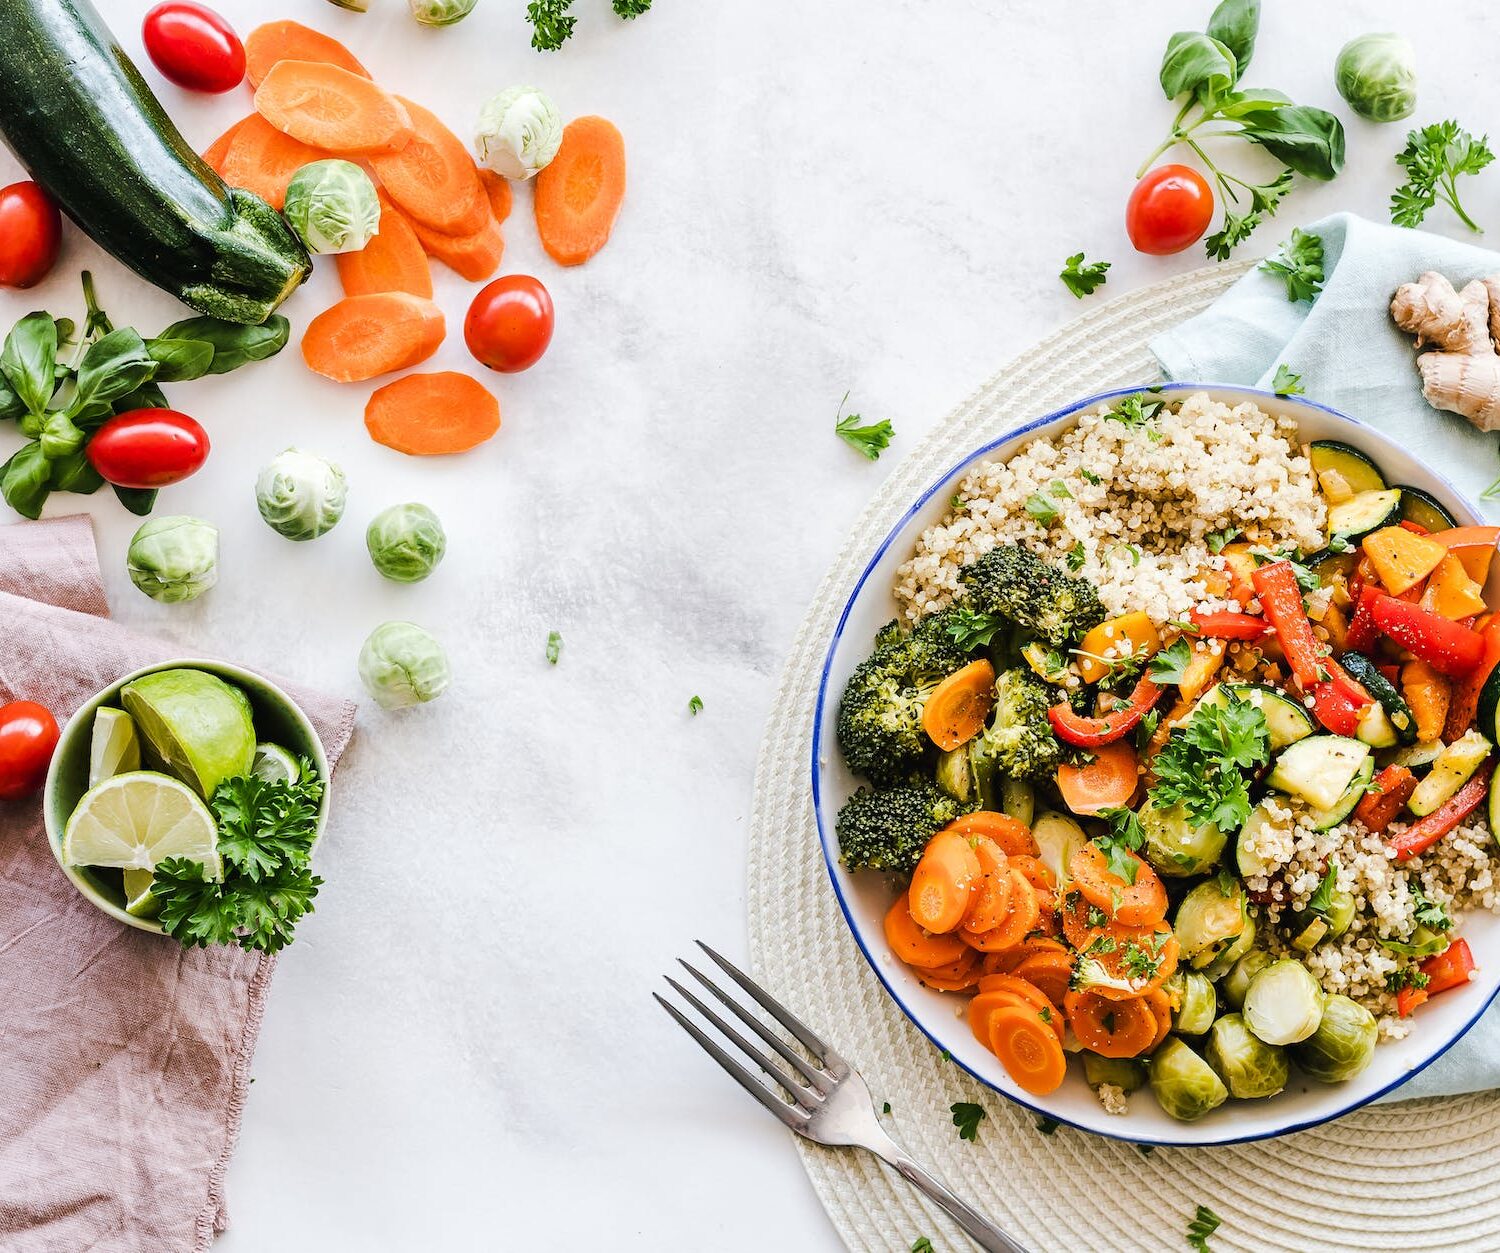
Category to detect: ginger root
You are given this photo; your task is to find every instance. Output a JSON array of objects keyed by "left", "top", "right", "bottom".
[{"left": 1391, "top": 270, "right": 1500, "bottom": 431}]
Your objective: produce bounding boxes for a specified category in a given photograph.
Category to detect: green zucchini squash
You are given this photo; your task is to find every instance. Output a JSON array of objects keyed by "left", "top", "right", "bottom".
[{"left": 0, "top": 0, "right": 310, "bottom": 324}]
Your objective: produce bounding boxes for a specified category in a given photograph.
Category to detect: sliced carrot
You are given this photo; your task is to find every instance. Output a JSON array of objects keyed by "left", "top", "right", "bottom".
[
  {"left": 245, "top": 20, "right": 370, "bottom": 88},
  {"left": 302, "top": 293, "right": 443, "bottom": 383},
  {"left": 1010, "top": 949, "right": 1075, "bottom": 1006},
  {"left": 479, "top": 168, "right": 513, "bottom": 223},
  {"left": 980, "top": 936, "right": 1067, "bottom": 975},
  {"left": 1007, "top": 854, "right": 1057, "bottom": 913},
  {"left": 988, "top": 1005, "right": 1067, "bottom": 1095},
  {"left": 1069, "top": 842, "right": 1167, "bottom": 928},
  {"left": 1060, "top": 891, "right": 1177, "bottom": 997},
  {"left": 534, "top": 115, "right": 627, "bottom": 267},
  {"left": 915, "top": 949, "right": 982, "bottom": 993},
  {"left": 884, "top": 891, "right": 968, "bottom": 969},
  {"left": 407, "top": 212, "right": 506, "bottom": 282},
  {"left": 219, "top": 113, "right": 327, "bottom": 211},
  {"left": 971, "top": 978, "right": 1063, "bottom": 1044},
  {"left": 201, "top": 116, "right": 254, "bottom": 175},
  {"left": 365, "top": 371, "right": 500, "bottom": 456},
  {"left": 963, "top": 869, "right": 1041, "bottom": 952},
  {"left": 909, "top": 830, "right": 981, "bottom": 934},
  {"left": 1143, "top": 987, "right": 1174, "bottom": 1051},
  {"left": 255, "top": 61, "right": 413, "bottom": 157},
  {"left": 1064, "top": 989, "right": 1156, "bottom": 1058},
  {"left": 1056, "top": 740, "right": 1139, "bottom": 815},
  {"left": 957, "top": 836, "right": 1011, "bottom": 935},
  {"left": 1086, "top": 934, "right": 1180, "bottom": 1002},
  {"left": 370, "top": 98, "right": 488, "bottom": 234},
  {"left": 944, "top": 811, "right": 1038, "bottom": 857},
  {"left": 336, "top": 205, "right": 433, "bottom": 298},
  {"left": 921, "top": 659, "right": 996, "bottom": 751}
]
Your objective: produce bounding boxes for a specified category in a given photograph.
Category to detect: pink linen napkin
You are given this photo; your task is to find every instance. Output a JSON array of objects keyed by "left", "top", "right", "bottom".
[{"left": 0, "top": 515, "right": 356, "bottom": 1252}]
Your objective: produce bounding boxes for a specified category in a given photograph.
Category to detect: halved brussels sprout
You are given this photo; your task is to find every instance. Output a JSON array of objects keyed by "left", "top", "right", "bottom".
[
  {"left": 1221, "top": 949, "right": 1273, "bottom": 1011},
  {"left": 1001, "top": 777, "right": 1034, "bottom": 827},
  {"left": 935, "top": 745, "right": 974, "bottom": 803},
  {"left": 1149, "top": 1037, "right": 1229, "bottom": 1122},
  {"left": 1381, "top": 923, "right": 1451, "bottom": 958},
  {"left": 1169, "top": 970, "right": 1218, "bottom": 1036},
  {"left": 1033, "top": 811, "right": 1086, "bottom": 887},
  {"left": 1082, "top": 1053, "right": 1147, "bottom": 1093},
  {"left": 1175, "top": 879, "right": 1249, "bottom": 966},
  {"left": 1292, "top": 993, "right": 1378, "bottom": 1083},
  {"left": 474, "top": 85, "right": 562, "bottom": 181},
  {"left": 283, "top": 159, "right": 380, "bottom": 255},
  {"left": 409, "top": 0, "right": 477, "bottom": 24},
  {"left": 1141, "top": 798, "right": 1226, "bottom": 877},
  {"left": 1335, "top": 33, "right": 1417, "bottom": 123},
  {"left": 1204, "top": 1012, "right": 1290, "bottom": 1099},
  {"left": 1243, "top": 958, "right": 1325, "bottom": 1046},
  {"left": 1198, "top": 921, "right": 1257, "bottom": 983}
]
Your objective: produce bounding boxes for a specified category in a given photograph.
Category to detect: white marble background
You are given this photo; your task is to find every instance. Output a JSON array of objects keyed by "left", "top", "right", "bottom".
[{"left": 6, "top": 0, "right": 1500, "bottom": 1247}]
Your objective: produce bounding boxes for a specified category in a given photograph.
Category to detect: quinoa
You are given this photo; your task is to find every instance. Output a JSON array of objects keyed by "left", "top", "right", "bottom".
[{"left": 894, "top": 392, "right": 1326, "bottom": 624}]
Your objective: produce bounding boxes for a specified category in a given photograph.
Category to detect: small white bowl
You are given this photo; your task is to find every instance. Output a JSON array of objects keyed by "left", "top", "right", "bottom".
[{"left": 812, "top": 383, "right": 1500, "bottom": 1146}]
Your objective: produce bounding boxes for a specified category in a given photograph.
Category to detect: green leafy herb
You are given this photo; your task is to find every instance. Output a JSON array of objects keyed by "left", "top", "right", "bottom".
[
  {"left": 1035, "top": 1115, "right": 1060, "bottom": 1135},
  {"left": 688, "top": 695, "right": 704, "bottom": 716},
  {"left": 1306, "top": 859, "right": 1340, "bottom": 916},
  {"left": 1105, "top": 393, "right": 1166, "bottom": 432},
  {"left": 526, "top": 0, "right": 576, "bottom": 49},
  {"left": 1410, "top": 884, "right": 1454, "bottom": 933},
  {"left": 1271, "top": 363, "right": 1304, "bottom": 396},
  {"left": 950, "top": 1101, "right": 986, "bottom": 1142},
  {"left": 1060, "top": 252, "right": 1111, "bottom": 298},
  {"left": 1121, "top": 939, "right": 1161, "bottom": 980},
  {"left": 949, "top": 493, "right": 966, "bottom": 511},
  {"left": 1260, "top": 228, "right": 1325, "bottom": 302},
  {"left": 945, "top": 605, "right": 1009, "bottom": 650},
  {"left": 1095, "top": 808, "right": 1147, "bottom": 885},
  {"left": 612, "top": 0, "right": 651, "bottom": 15},
  {"left": 546, "top": 630, "right": 563, "bottom": 664},
  {"left": 1386, "top": 965, "right": 1430, "bottom": 993},
  {"left": 834, "top": 392, "right": 894, "bottom": 460},
  {"left": 1148, "top": 638, "right": 1194, "bottom": 684},
  {"left": 1206, "top": 527, "right": 1240, "bottom": 554},
  {"left": 1080, "top": 468, "right": 1102, "bottom": 485},
  {"left": 1024, "top": 490, "right": 1060, "bottom": 524},
  {"left": 882, "top": 1101, "right": 892, "bottom": 1114},
  {"left": 1391, "top": 120, "right": 1494, "bottom": 232},
  {"left": 912, "top": 1240, "right": 934, "bottom": 1253},
  {"left": 1150, "top": 689, "right": 1269, "bottom": 830},
  {"left": 1066, "top": 541, "right": 1087, "bottom": 572},
  {"left": 1187, "top": 1204, "right": 1222, "bottom": 1251},
  {"left": 1134, "top": 707, "right": 1162, "bottom": 751}
]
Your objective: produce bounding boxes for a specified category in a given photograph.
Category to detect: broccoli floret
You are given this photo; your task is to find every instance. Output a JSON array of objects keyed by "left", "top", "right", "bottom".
[
  {"left": 970, "top": 667, "right": 1066, "bottom": 782},
  {"left": 959, "top": 543, "right": 1106, "bottom": 647},
  {"left": 836, "top": 782, "right": 965, "bottom": 873}
]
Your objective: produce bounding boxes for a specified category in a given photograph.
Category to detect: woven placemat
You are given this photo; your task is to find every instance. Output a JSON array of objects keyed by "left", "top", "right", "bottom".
[{"left": 746, "top": 261, "right": 1500, "bottom": 1253}]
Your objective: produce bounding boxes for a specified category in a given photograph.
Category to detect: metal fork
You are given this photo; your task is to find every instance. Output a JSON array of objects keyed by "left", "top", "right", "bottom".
[{"left": 655, "top": 942, "right": 1029, "bottom": 1253}]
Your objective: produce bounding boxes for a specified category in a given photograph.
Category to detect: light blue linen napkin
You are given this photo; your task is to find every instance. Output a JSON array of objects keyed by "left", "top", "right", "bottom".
[{"left": 1152, "top": 212, "right": 1500, "bottom": 1101}]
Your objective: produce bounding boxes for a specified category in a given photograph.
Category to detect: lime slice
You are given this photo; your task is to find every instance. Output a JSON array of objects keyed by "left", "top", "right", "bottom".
[
  {"left": 63, "top": 771, "right": 221, "bottom": 878},
  {"left": 120, "top": 669, "right": 255, "bottom": 799},
  {"left": 251, "top": 742, "right": 301, "bottom": 784},
  {"left": 89, "top": 707, "right": 141, "bottom": 786},
  {"left": 122, "top": 868, "right": 161, "bottom": 919}
]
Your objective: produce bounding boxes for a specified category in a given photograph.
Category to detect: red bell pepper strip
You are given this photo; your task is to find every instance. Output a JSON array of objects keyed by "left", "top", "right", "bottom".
[
  {"left": 1250, "top": 560, "right": 1326, "bottom": 687},
  {"left": 1188, "top": 609, "right": 1267, "bottom": 640},
  {"left": 1047, "top": 675, "right": 1163, "bottom": 748},
  {"left": 1324, "top": 658, "right": 1373, "bottom": 706},
  {"left": 1344, "top": 585, "right": 1383, "bottom": 655},
  {"left": 1396, "top": 938, "right": 1478, "bottom": 1017},
  {"left": 1370, "top": 593, "right": 1487, "bottom": 677},
  {"left": 1445, "top": 618, "right": 1500, "bottom": 741},
  {"left": 1399, "top": 520, "right": 1431, "bottom": 535},
  {"left": 1388, "top": 759, "right": 1494, "bottom": 860},
  {"left": 1354, "top": 764, "right": 1419, "bottom": 833},
  {"left": 1310, "top": 681, "right": 1365, "bottom": 736}
]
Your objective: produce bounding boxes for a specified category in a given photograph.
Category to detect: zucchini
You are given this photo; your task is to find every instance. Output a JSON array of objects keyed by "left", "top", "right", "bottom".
[
  {"left": 1382, "top": 740, "right": 1445, "bottom": 771},
  {"left": 1309, "top": 441, "right": 1387, "bottom": 495},
  {"left": 1236, "top": 802, "right": 1280, "bottom": 877},
  {"left": 0, "top": 0, "right": 309, "bottom": 324},
  {"left": 1266, "top": 735, "right": 1370, "bottom": 810},
  {"left": 1304, "top": 546, "right": 1360, "bottom": 586},
  {"left": 1197, "top": 682, "right": 1314, "bottom": 751},
  {"left": 1489, "top": 762, "right": 1500, "bottom": 839},
  {"left": 1398, "top": 485, "right": 1458, "bottom": 534},
  {"left": 1355, "top": 701, "right": 1398, "bottom": 749},
  {"left": 1477, "top": 662, "right": 1500, "bottom": 747},
  {"left": 1408, "top": 730, "right": 1491, "bottom": 815},
  {"left": 1340, "top": 652, "right": 1417, "bottom": 744},
  {"left": 1327, "top": 489, "right": 1403, "bottom": 542},
  {"left": 1305, "top": 755, "right": 1374, "bottom": 830}
]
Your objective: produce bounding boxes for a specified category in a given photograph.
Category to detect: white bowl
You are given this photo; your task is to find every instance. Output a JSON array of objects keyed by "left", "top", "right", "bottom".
[{"left": 812, "top": 383, "right": 1500, "bottom": 1146}]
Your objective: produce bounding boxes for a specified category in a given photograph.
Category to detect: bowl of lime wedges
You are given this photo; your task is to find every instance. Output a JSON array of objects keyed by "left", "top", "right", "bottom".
[{"left": 43, "top": 660, "right": 330, "bottom": 937}]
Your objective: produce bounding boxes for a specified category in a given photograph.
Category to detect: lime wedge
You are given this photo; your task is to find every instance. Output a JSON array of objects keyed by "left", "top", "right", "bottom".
[
  {"left": 120, "top": 669, "right": 255, "bottom": 799},
  {"left": 63, "top": 771, "right": 221, "bottom": 878},
  {"left": 89, "top": 707, "right": 141, "bottom": 786},
  {"left": 122, "top": 868, "right": 161, "bottom": 918},
  {"left": 251, "top": 742, "right": 301, "bottom": 784}
]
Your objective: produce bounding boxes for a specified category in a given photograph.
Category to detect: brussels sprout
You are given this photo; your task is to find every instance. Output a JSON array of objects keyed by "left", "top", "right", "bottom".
[
  {"left": 1204, "top": 1013, "right": 1290, "bottom": 1099},
  {"left": 409, "top": 0, "right": 477, "bottom": 24},
  {"left": 935, "top": 745, "right": 974, "bottom": 803},
  {"left": 1082, "top": 1053, "right": 1146, "bottom": 1093},
  {"left": 126, "top": 516, "right": 218, "bottom": 604},
  {"left": 1221, "top": 949, "right": 1274, "bottom": 1011},
  {"left": 1198, "top": 921, "right": 1257, "bottom": 983},
  {"left": 1141, "top": 799, "right": 1226, "bottom": 877},
  {"left": 1001, "top": 777, "right": 1034, "bottom": 827},
  {"left": 366, "top": 503, "right": 446, "bottom": 583},
  {"left": 1032, "top": 810, "right": 1086, "bottom": 886},
  {"left": 1324, "top": 889, "right": 1357, "bottom": 939},
  {"left": 1175, "top": 879, "right": 1249, "bottom": 965},
  {"left": 1169, "top": 970, "right": 1218, "bottom": 1035},
  {"left": 474, "top": 86, "right": 563, "bottom": 181},
  {"left": 1292, "top": 993, "right": 1378, "bottom": 1083},
  {"left": 1243, "top": 958, "right": 1325, "bottom": 1046},
  {"left": 255, "top": 448, "right": 347, "bottom": 541},
  {"left": 1149, "top": 1037, "right": 1229, "bottom": 1122},
  {"left": 1335, "top": 33, "right": 1417, "bottom": 123},
  {"left": 358, "top": 622, "right": 451, "bottom": 709},
  {"left": 283, "top": 159, "right": 380, "bottom": 255},
  {"left": 1381, "top": 923, "right": 1450, "bottom": 958}
]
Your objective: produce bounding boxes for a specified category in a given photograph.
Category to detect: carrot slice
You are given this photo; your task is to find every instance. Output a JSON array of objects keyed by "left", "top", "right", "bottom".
[
  {"left": 336, "top": 205, "right": 433, "bottom": 298},
  {"left": 245, "top": 20, "right": 370, "bottom": 88},
  {"left": 370, "top": 99, "right": 488, "bottom": 234},
  {"left": 915, "top": 949, "right": 982, "bottom": 993},
  {"left": 407, "top": 213, "right": 506, "bottom": 282},
  {"left": 1065, "top": 989, "right": 1157, "bottom": 1058},
  {"left": 365, "top": 371, "right": 500, "bottom": 456},
  {"left": 255, "top": 61, "right": 413, "bottom": 157},
  {"left": 921, "top": 659, "right": 996, "bottom": 751},
  {"left": 1143, "top": 987, "right": 1174, "bottom": 1051},
  {"left": 909, "top": 830, "right": 981, "bottom": 934},
  {"left": 1010, "top": 949, "right": 1075, "bottom": 1006},
  {"left": 1008, "top": 854, "right": 1057, "bottom": 913},
  {"left": 534, "top": 115, "right": 626, "bottom": 266},
  {"left": 202, "top": 116, "right": 254, "bottom": 175},
  {"left": 1069, "top": 842, "right": 1167, "bottom": 927},
  {"left": 963, "top": 869, "right": 1041, "bottom": 952},
  {"left": 980, "top": 936, "right": 1067, "bottom": 977},
  {"left": 1056, "top": 740, "right": 1139, "bottom": 815},
  {"left": 943, "top": 811, "right": 1038, "bottom": 857},
  {"left": 970, "top": 981, "right": 1063, "bottom": 1045},
  {"left": 958, "top": 836, "right": 1010, "bottom": 935},
  {"left": 884, "top": 891, "right": 969, "bottom": 969},
  {"left": 479, "top": 168, "right": 513, "bottom": 224},
  {"left": 219, "top": 114, "right": 327, "bottom": 211},
  {"left": 302, "top": 293, "right": 444, "bottom": 383},
  {"left": 988, "top": 1005, "right": 1067, "bottom": 1095}
]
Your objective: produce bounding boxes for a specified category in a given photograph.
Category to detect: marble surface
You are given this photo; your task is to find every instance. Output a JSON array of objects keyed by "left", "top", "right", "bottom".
[{"left": 6, "top": 0, "right": 1500, "bottom": 1247}]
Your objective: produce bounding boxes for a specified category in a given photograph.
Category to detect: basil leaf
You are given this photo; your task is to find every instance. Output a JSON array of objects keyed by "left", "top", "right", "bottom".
[
  {"left": 1206, "top": 0, "right": 1259, "bottom": 81},
  {"left": 0, "top": 375, "right": 23, "bottom": 423},
  {"left": 1, "top": 312, "right": 58, "bottom": 416},
  {"left": 154, "top": 314, "right": 290, "bottom": 375},
  {"left": 146, "top": 336, "right": 216, "bottom": 383},
  {"left": 49, "top": 446, "right": 105, "bottom": 495},
  {"left": 111, "top": 483, "right": 157, "bottom": 516},
  {"left": 39, "top": 411, "right": 86, "bottom": 459},
  {"left": 0, "top": 441, "right": 53, "bottom": 519},
  {"left": 1215, "top": 87, "right": 1292, "bottom": 118},
  {"left": 110, "top": 381, "right": 171, "bottom": 418},
  {"left": 1239, "top": 105, "right": 1346, "bottom": 180},
  {"left": 53, "top": 317, "right": 77, "bottom": 349},
  {"left": 1160, "top": 32, "right": 1236, "bottom": 103},
  {"left": 69, "top": 327, "right": 158, "bottom": 420}
]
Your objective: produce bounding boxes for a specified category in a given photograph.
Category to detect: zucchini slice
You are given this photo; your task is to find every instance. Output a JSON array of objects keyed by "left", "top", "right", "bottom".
[
  {"left": 1267, "top": 735, "right": 1371, "bottom": 810},
  {"left": 1327, "top": 489, "right": 1404, "bottom": 542},
  {"left": 1408, "top": 730, "right": 1491, "bottom": 815},
  {"left": 1236, "top": 802, "right": 1280, "bottom": 877},
  {"left": 1477, "top": 661, "right": 1500, "bottom": 746},
  {"left": 1304, "top": 547, "right": 1360, "bottom": 586},
  {"left": 1381, "top": 740, "right": 1445, "bottom": 771},
  {"left": 1398, "top": 485, "right": 1458, "bottom": 534},
  {"left": 1305, "top": 755, "right": 1375, "bottom": 830},
  {"left": 1489, "top": 763, "right": 1500, "bottom": 840},
  {"left": 1197, "top": 683, "right": 1315, "bottom": 751},
  {"left": 1309, "top": 441, "right": 1387, "bottom": 495},
  {"left": 1340, "top": 651, "right": 1417, "bottom": 744},
  {"left": 1356, "top": 701, "right": 1399, "bottom": 749}
]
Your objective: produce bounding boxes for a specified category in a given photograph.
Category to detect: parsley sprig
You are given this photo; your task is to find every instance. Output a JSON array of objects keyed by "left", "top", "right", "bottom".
[
  {"left": 1060, "top": 252, "right": 1111, "bottom": 298},
  {"left": 526, "top": 0, "right": 576, "bottom": 50},
  {"left": 1391, "top": 120, "right": 1494, "bottom": 233},
  {"left": 1096, "top": 808, "right": 1148, "bottom": 885},
  {"left": 1271, "top": 363, "right": 1304, "bottom": 396},
  {"left": 1150, "top": 690, "right": 1269, "bottom": 830},
  {"left": 1187, "top": 1204, "right": 1222, "bottom": 1251},
  {"left": 945, "top": 605, "right": 1009, "bottom": 650},
  {"left": 1260, "top": 228, "right": 1324, "bottom": 302},
  {"left": 950, "top": 1101, "right": 986, "bottom": 1141},
  {"left": 834, "top": 392, "right": 894, "bottom": 460}
]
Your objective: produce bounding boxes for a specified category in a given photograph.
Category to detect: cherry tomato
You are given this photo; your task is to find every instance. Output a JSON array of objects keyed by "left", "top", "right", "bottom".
[
  {"left": 86, "top": 409, "right": 211, "bottom": 489},
  {"left": 0, "top": 182, "right": 62, "bottom": 289},
  {"left": 465, "top": 275, "right": 555, "bottom": 373},
  {"left": 1125, "top": 163, "right": 1215, "bottom": 255},
  {"left": 142, "top": 2, "right": 246, "bottom": 94},
  {"left": 0, "top": 701, "right": 59, "bottom": 802}
]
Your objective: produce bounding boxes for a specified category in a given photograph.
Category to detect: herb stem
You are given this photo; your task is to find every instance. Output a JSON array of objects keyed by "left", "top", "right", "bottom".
[
  {"left": 1135, "top": 100, "right": 1205, "bottom": 178},
  {"left": 1442, "top": 172, "right": 1482, "bottom": 232}
]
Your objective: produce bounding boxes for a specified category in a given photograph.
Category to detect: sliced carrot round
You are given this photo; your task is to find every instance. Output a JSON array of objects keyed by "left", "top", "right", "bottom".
[
  {"left": 1143, "top": 987, "right": 1174, "bottom": 1051},
  {"left": 534, "top": 115, "right": 626, "bottom": 266},
  {"left": 255, "top": 60, "right": 413, "bottom": 157},
  {"left": 916, "top": 948, "right": 982, "bottom": 993},
  {"left": 302, "top": 293, "right": 444, "bottom": 383},
  {"left": 407, "top": 212, "right": 505, "bottom": 282},
  {"left": 336, "top": 204, "right": 433, "bottom": 298},
  {"left": 219, "top": 113, "right": 327, "bottom": 211},
  {"left": 245, "top": 20, "right": 370, "bottom": 88},
  {"left": 909, "top": 830, "right": 981, "bottom": 934},
  {"left": 1007, "top": 853, "right": 1057, "bottom": 913},
  {"left": 201, "top": 115, "right": 254, "bottom": 176},
  {"left": 1064, "top": 989, "right": 1156, "bottom": 1058},
  {"left": 364, "top": 371, "right": 500, "bottom": 456},
  {"left": 921, "top": 659, "right": 996, "bottom": 751},
  {"left": 1056, "top": 740, "right": 1140, "bottom": 815},
  {"left": 988, "top": 1005, "right": 1067, "bottom": 1095},
  {"left": 884, "top": 891, "right": 968, "bottom": 969},
  {"left": 972, "top": 975, "right": 1062, "bottom": 1041},
  {"left": 371, "top": 99, "right": 488, "bottom": 234},
  {"left": 963, "top": 868, "right": 1040, "bottom": 951},
  {"left": 1069, "top": 842, "right": 1168, "bottom": 927},
  {"left": 479, "top": 168, "right": 513, "bottom": 224},
  {"left": 944, "top": 811, "right": 1038, "bottom": 857},
  {"left": 1010, "top": 949, "right": 1075, "bottom": 1006},
  {"left": 958, "top": 836, "right": 1010, "bottom": 935}
]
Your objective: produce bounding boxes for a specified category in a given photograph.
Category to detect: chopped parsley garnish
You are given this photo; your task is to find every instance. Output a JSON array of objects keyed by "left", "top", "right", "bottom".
[
  {"left": 1271, "top": 363, "right": 1305, "bottom": 396},
  {"left": 1066, "top": 541, "right": 1087, "bottom": 572},
  {"left": 1134, "top": 707, "right": 1162, "bottom": 751},
  {"left": 1187, "top": 1204, "right": 1222, "bottom": 1251},
  {"left": 882, "top": 1100, "right": 892, "bottom": 1114},
  {"left": 1060, "top": 252, "right": 1111, "bottom": 298},
  {"left": 1306, "top": 859, "right": 1340, "bottom": 916},
  {"left": 912, "top": 1240, "right": 935, "bottom": 1253},
  {"left": 688, "top": 695, "right": 704, "bottom": 716},
  {"left": 1260, "top": 228, "right": 1325, "bottom": 303},
  {"left": 1035, "top": 1115, "right": 1060, "bottom": 1135},
  {"left": 546, "top": 630, "right": 563, "bottom": 664},
  {"left": 834, "top": 392, "right": 894, "bottom": 460},
  {"left": 1080, "top": 468, "right": 1102, "bottom": 485},
  {"left": 1148, "top": 638, "right": 1193, "bottom": 685},
  {"left": 950, "top": 1101, "right": 986, "bottom": 1141},
  {"left": 1095, "top": 807, "right": 1147, "bottom": 885},
  {"left": 1121, "top": 939, "right": 1160, "bottom": 980},
  {"left": 949, "top": 493, "right": 966, "bottom": 511},
  {"left": 1105, "top": 393, "right": 1166, "bottom": 432},
  {"left": 1410, "top": 884, "right": 1454, "bottom": 933},
  {"left": 1386, "top": 966, "right": 1431, "bottom": 993},
  {"left": 1150, "top": 690, "right": 1270, "bottom": 831},
  {"left": 1024, "top": 490, "right": 1061, "bottom": 524},
  {"left": 945, "top": 605, "right": 1009, "bottom": 650},
  {"left": 1206, "top": 527, "right": 1240, "bottom": 554}
]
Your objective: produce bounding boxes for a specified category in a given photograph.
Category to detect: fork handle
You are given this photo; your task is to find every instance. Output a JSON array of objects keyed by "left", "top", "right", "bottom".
[{"left": 886, "top": 1153, "right": 1030, "bottom": 1253}]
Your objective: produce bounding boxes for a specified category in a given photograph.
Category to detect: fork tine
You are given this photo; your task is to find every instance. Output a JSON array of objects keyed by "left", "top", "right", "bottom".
[
  {"left": 663, "top": 976, "right": 820, "bottom": 1105},
  {"left": 677, "top": 959, "right": 834, "bottom": 1093},
  {"left": 694, "top": 941, "right": 836, "bottom": 1064},
  {"left": 653, "top": 993, "right": 807, "bottom": 1132}
]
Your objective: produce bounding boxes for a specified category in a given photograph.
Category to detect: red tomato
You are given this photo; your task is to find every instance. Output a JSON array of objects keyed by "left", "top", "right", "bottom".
[
  {"left": 142, "top": 2, "right": 245, "bottom": 94},
  {"left": 0, "top": 701, "right": 59, "bottom": 802},
  {"left": 1126, "top": 164, "right": 1215, "bottom": 255},
  {"left": 465, "top": 275, "right": 555, "bottom": 373},
  {"left": 0, "top": 182, "right": 62, "bottom": 289},
  {"left": 86, "top": 410, "right": 211, "bottom": 489}
]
